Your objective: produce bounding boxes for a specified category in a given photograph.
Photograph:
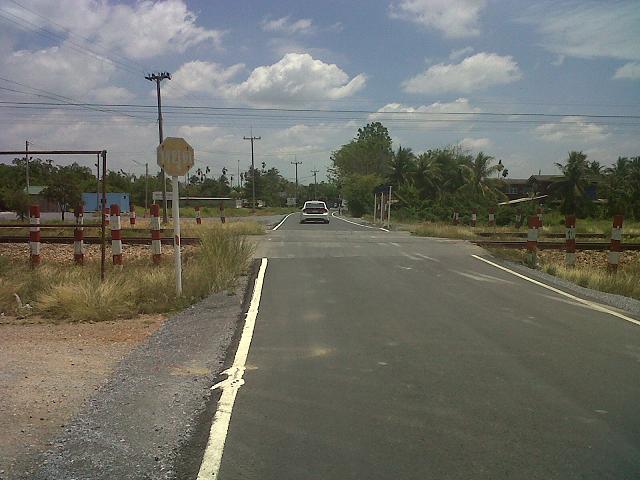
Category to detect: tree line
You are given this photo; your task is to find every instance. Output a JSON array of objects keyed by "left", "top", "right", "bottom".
[
  {"left": 330, "top": 122, "right": 640, "bottom": 221},
  {"left": 0, "top": 156, "right": 337, "bottom": 219}
]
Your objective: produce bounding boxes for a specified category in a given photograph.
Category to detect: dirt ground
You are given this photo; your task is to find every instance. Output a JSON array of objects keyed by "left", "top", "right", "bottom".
[{"left": 0, "top": 315, "right": 165, "bottom": 478}]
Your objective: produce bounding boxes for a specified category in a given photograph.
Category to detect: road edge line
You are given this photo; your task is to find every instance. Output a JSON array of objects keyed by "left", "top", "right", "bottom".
[
  {"left": 331, "top": 212, "right": 388, "bottom": 231},
  {"left": 271, "top": 212, "right": 294, "bottom": 231},
  {"left": 196, "top": 257, "right": 268, "bottom": 479},
  {"left": 472, "top": 254, "right": 640, "bottom": 327}
]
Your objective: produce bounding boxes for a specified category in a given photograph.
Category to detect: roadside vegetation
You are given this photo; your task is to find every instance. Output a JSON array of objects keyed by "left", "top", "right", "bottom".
[
  {"left": 487, "top": 247, "right": 640, "bottom": 301},
  {"left": 0, "top": 224, "right": 256, "bottom": 323}
]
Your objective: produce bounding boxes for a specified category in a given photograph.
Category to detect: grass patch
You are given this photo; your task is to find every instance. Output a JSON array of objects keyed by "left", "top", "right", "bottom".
[
  {"left": 487, "top": 247, "right": 640, "bottom": 300},
  {"left": 0, "top": 224, "right": 255, "bottom": 322},
  {"left": 179, "top": 206, "right": 297, "bottom": 218}
]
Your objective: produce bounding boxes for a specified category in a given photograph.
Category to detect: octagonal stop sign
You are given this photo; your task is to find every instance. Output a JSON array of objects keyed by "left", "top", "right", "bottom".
[{"left": 157, "top": 137, "right": 194, "bottom": 177}]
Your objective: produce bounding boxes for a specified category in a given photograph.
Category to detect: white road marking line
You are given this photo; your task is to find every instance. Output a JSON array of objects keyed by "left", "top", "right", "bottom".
[
  {"left": 402, "top": 252, "right": 421, "bottom": 261},
  {"left": 472, "top": 254, "right": 640, "bottom": 327},
  {"left": 271, "top": 213, "right": 295, "bottom": 231},
  {"left": 414, "top": 253, "right": 439, "bottom": 262},
  {"left": 331, "top": 212, "right": 388, "bottom": 231},
  {"left": 197, "top": 258, "right": 268, "bottom": 479},
  {"left": 390, "top": 242, "right": 401, "bottom": 247}
]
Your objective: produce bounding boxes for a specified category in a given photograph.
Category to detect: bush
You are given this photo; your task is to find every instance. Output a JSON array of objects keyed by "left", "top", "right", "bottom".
[{"left": 342, "top": 174, "right": 382, "bottom": 217}]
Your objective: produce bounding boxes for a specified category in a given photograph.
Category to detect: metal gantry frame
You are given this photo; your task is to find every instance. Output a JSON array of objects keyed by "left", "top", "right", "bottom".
[{"left": 0, "top": 149, "right": 108, "bottom": 280}]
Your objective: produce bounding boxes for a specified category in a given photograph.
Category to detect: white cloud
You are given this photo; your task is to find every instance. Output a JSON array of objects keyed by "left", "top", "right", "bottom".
[
  {"left": 522, "top": 1, "right": 640, "bottom": 61},
  {"left": 261, "top": 16, "right": 314, "bottom": 35},
  {"left": 369, "top": 98, "right": 480, "bottom": 130},
  {"left": 614, "top": 62, "right": 640, "bottom": 80},
  {"left": 460, "top": 137, "right": 492, "bottom": 150},
  {"left": 534, "top": 116, "right": 609, "bottom": 143},
  {"left": 162, "top": 61, "right": 245, "bottom": 99},
  {"left": 3, "top": 45, "right": 115, "bottom": 98},
  {"left": 92, "top": 86, "right": 135, "bottom": 103},
  {"left": 402, "top": 52, "right": 522, "bottom": 94},
  {"left": 3, "top": 0, "right": 223, "bottom": 60},
  {"left": 389, "top": 0, "right": 487, "bottom": 38},
  {"left": 224, "top": 53, "right": 366, "bottom": 106},
  {"left": 449, "top": 46, "right": 474, "bottom": 61}
]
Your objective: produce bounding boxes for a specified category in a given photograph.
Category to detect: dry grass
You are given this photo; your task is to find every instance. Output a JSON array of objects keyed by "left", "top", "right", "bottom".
[
  {"left": 411, "top": 222, "right": 512, "bottom": 239},
  {"left": 487, "top": 247, "right": 640, "bottom": 300},
  {"left": 0, "top": 224, "right": 255, "bottom": 322}
]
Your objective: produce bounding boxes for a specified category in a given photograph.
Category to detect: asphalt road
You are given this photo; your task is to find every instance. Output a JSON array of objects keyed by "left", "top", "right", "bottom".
[{"left": 205, "top": 213, "right": 640, "bottom": 479}]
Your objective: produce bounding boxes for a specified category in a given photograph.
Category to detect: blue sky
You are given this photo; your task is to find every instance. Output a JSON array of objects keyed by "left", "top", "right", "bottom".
[{"left": 0, "top": 0, "right": 638, "bottom": 183}]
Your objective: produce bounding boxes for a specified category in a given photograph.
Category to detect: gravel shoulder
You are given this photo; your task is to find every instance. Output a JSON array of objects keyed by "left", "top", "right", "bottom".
[
  {"left": 14, "top": 262, "right": 258, "bottom": 480},
  {"left": 0, "top": 315, "right": 166, "bottom": 479}
]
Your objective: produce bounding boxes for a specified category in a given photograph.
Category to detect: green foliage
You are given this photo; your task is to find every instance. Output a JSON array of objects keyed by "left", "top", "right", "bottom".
[
  {"left": 550, "top": 151, "right": 594, "bottom": 215},
  {"left": 342, "top": 174, "right": 382, "bottom": 217},
  {"left": 1, "top": 188, "right": 30, "bottom": 219},
  {"left": 330, "top": 122, "right": 392, "bottom": 178},
  {"left": 43, "top": 164, "right": 91, "bottom": 220}
]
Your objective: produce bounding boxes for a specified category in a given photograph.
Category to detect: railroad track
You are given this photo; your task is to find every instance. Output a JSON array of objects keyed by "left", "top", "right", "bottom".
[
  {"left": 0, "top": 236, "right": 200, "bottom": 245},
  {"left": 472, "top": 240, "right": 640, "bottom": 251}
]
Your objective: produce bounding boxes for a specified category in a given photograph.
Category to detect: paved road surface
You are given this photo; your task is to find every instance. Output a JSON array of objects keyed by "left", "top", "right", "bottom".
[{"left": 206, "top": 213, "right": 640, "bottom": 479}]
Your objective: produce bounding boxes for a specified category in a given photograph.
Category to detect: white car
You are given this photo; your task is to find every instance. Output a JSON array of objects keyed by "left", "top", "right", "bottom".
[{"left": 300, "top": 201, "right": 330, "bottom": 224}]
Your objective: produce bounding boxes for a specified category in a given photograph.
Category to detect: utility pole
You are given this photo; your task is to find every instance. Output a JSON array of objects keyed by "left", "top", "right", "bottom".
[
  {"left": 243, "top": 131, "right": 261, "bottom": 212},
  {"left": 145, "top": 71, "right": 171, "bottom": 223},
  {"left": 24, "top": 140, "right": 30, "bottom": 191},
  {"left": 311, "top": 168, "right": 319, "bottom": 200},
  {"left": 291, "top": 157, "right": 302, "bottom": 205},
  {"left": 95, "top": 153, "right": 100, "bottom": 212},
  {"left": 237, "top": 159, "right": 240, "bottom": 188}
]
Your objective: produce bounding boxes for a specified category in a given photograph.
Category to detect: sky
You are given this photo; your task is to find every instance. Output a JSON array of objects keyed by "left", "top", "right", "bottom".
[{"left": 0, "top": 0, "right": 638, "bottom": 184}]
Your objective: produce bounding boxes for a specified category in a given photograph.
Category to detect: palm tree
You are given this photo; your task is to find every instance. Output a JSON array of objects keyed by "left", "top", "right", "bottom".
[
  {"left": 413, "top": 152, "right": 442, "bottom": 200},
  {"left": 459, "top": 152, "right": 502, "bottom": 200},
  {"left": 388, "top": 146, "right": 416, "bottom": 187},
  {"left": 551, "top": 151, "right": 590, "bottom": 214}
]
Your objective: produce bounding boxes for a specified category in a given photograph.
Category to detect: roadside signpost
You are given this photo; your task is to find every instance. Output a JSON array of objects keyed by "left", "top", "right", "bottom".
[{"left": 157, "top": 137, "right": 194, "bottom": 295}]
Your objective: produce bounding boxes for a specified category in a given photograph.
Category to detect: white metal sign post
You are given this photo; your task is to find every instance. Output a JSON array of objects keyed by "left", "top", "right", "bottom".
[{"left": 157, "top": 137, "right": 194, "bottom": 295}]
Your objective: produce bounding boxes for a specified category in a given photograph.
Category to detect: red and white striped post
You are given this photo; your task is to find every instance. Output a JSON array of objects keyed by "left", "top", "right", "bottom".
[
  {"left": 488, "top": 207, "right": 496, "bottom": 227},
  {"left": 110, "top": 204, "right": 123, "bottom": 265},
  {"left": 29, "top": 205, "right": 41, "bottom": 267},
  {"left": 537, "top": 206, "right": 543, "bottom": 228},
  {"left": 129, "top": 205, "right": 136, "bottom": 226},
  {"left": 608, "top": 214, "right": 624, "bottom": 272},
  {"left": 515, "top": 211, "right": 523, "bottom": 229},
  {"left": 565, "top": 214, "right": 576, "bottom": 267},
  {"left": 526, "top": 215, "right": 539, "bottom": 266},
  {"left": 74, "top": 205, "right": 84, "bottom": 265},
  {"left": 452, "top": 210, "right": 460, "bottom": 225},
  {"left": 471, "top": 208, "right": 477, "bottom": 227},
  {"left": 150, "top": 204, "right": 162, "bottom": 264},
  {"left": 195, "top": 205, "right": 202, "bottom": 225},
  {"left": 103, "top": 207, "right": 110, "bottom": 226}
]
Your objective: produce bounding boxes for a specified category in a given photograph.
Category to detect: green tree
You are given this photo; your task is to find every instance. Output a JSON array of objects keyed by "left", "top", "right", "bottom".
[
  {"left": 330, "top": 122, "right": 392, "bottom": 178},
  {"left": 342, "top": 174, "right": 381, "bottom": 217},
  {"left": 43, "top": 165, "right": 88, "bottom": 220},
  {"left": 388, "top": 146, "right": 416, "bottom": 187},
  {"left": 551, "top": 151, "right": 591, "bottom": 215},
  {"left": 1, "top": 188, "right": 30, "bottom": 219},
  {"left": 459, "top": 152, "right": 504, "bottom": 201}
]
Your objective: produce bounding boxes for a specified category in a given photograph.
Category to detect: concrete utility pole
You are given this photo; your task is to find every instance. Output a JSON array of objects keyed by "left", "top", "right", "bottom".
[
  {"left": 237, "top": 159, "right": 240, "bottom": 188},
  {"left": 311, "top": 168, "right": 319, "bottom": 200},
  {"left": 145, "top": 71, "right": 171, "bottom": 223},
  {"left": 291, "top": 157, "right": 303, "bottom": 205},
  {"left": 243, "top": 131, "right": 261, "bottom": 212},
  {"left": 95, "top": 153, "right": 100, "bottom": 212}
]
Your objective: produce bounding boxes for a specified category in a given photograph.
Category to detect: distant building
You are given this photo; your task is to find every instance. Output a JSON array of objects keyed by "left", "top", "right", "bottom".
[
  {"left": 82, "top": 192, "right": 130, "bottom": 212},
  {"left": 500, "top": 179, "right": 531, "bottom": 200},
  {"left": 26, "top": 186, "right": 60, "bottom": 212}
]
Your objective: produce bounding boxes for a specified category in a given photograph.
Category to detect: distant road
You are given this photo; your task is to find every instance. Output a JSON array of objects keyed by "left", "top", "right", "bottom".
[{"left": 200, "top": 213, "right": 640, "bottom": 479}]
